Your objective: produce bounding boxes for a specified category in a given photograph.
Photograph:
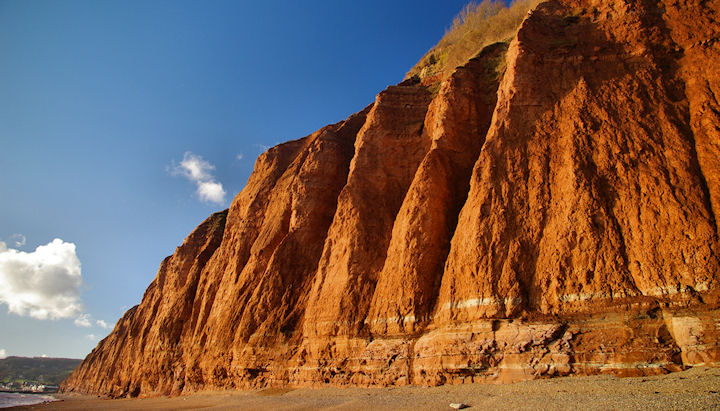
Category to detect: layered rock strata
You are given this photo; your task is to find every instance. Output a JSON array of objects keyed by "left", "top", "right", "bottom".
[{"left": 63, "top": 0, "right": 720, "bottom": 397}]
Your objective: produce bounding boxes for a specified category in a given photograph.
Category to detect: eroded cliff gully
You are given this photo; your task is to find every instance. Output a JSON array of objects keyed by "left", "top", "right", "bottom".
[{"left": 63, "top": 0, "right": 720, "bottom": 397}]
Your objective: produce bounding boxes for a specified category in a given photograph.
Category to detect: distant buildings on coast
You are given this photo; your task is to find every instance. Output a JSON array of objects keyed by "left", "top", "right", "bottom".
[{"left": 0, "top": 381, "right": 58, "bottom": 393}]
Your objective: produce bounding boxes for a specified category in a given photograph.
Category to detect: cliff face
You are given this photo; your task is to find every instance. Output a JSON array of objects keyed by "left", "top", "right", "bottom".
[{"left": 63, "top": 0, "right": 720, "bottom": 397}]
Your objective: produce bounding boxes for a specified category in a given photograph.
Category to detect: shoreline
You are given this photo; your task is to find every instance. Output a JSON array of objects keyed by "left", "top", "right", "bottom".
[
  {"left": 8, "top": 366, "right": 720, "bottom": 410},
  {"left": 0, "top": 391, "right": 57, "bottom": 395},
  {"left": 0, "top": 393, "right": 56, "bottom": 409}
]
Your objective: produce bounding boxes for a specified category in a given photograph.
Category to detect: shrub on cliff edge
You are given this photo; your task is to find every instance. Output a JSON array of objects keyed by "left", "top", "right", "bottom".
[{"left": 407, "top": 0, "right": 540, "bottom": 80}]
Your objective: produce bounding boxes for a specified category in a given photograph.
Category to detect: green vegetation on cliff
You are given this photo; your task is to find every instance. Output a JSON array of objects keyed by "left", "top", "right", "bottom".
[{"left": 407, "top": 0, "right": 540, "bottom": 80}]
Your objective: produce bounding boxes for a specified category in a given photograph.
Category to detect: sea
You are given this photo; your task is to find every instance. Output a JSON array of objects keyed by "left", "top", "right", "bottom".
[{"left": 0, "top": 392, "right": 56, "bottom": 408}]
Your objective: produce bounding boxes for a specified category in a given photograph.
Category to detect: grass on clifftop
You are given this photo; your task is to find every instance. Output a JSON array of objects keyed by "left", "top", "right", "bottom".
[{"left": 407, "top": 0, "right": 540, "bottom": 80}]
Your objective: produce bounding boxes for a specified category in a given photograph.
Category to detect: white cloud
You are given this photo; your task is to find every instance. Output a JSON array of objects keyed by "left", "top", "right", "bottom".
[
  {"left": 197, "top": 181, "right": 226, "bottom": 204},
  {"left": 74, "top": 313, "right": 92, "bottom": 327},
  {"left": 170, "top": 151, "right": 226, "bottom": 205},
  {"left": 96, "top": 319, "right": 112, "bottom": 329},
  {"left": 0, "top": 239, "right": 84, "bottom": 320},
  {"left": 85, "top": 334, "right": 98, "bottom": 340},
  {"left": 74, "top": 314, "right": 114, "bottom": 330},
  {"left": 9, "top": 234, "right": 26, "bottom": 248},
  {"left": 173, "top": 151, "right": 213, "bottom": 181},
  {"left": 236, "top": 153, "right": 243, "bottom": 161},
  {"left": 0, "top": 349, "right": 6, "bottom": 359}
]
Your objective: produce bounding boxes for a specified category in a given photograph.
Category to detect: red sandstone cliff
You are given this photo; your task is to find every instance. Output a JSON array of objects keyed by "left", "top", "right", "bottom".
[{"left": 63, "top": 0, "right": 720, "bottom": 397}]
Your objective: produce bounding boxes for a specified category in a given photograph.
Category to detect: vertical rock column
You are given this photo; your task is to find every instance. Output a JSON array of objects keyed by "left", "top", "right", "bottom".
[
  {"left": 304, "top": 83, "right": 433, "bottom": 340},
  {"left": 367, "top": 43, "right": 509, "bottom": 336}
]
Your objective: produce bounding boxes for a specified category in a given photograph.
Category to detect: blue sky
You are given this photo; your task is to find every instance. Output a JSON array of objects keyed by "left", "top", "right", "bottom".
[{"left": 0, "top": 0, "right": 471, "bottom": 359}]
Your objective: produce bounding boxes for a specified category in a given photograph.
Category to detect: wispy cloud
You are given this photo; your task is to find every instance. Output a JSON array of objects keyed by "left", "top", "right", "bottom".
[
  {"left": 74, "top": 313, "right": 92, "bottom": 327},
  {"left": 236, "top": 153, "right": 243, "bottom": 161},
  {"left": 170, "top": 152, "right": 226, "bottom": 205},
  {"left": 85, "top": 334, "right": 98, "bottom": 340},
  {"left": 0, "top": 349, "right": 6, "bottom": 359},
  {"left": 96, "top": 319, "right": 112, "bottom": 329},
  {"left": 73, "top": 313, "right": 113, "bottom": 330},
  {"left": 9, "top": 234, "right": 25, "bottom": 248},
  {"left": 0, "top": 239, "right": 84, "bottom": 320}
]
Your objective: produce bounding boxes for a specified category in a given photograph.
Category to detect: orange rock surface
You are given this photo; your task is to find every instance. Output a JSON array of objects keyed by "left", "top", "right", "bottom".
[{"left": 62, "top": 0, "right": 720, "bottom": 397}]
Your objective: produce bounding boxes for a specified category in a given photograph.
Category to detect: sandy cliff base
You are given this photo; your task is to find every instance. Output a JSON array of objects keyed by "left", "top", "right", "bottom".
[{"left": 15, "top": 367, "right": 720, "bottom": 410}]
